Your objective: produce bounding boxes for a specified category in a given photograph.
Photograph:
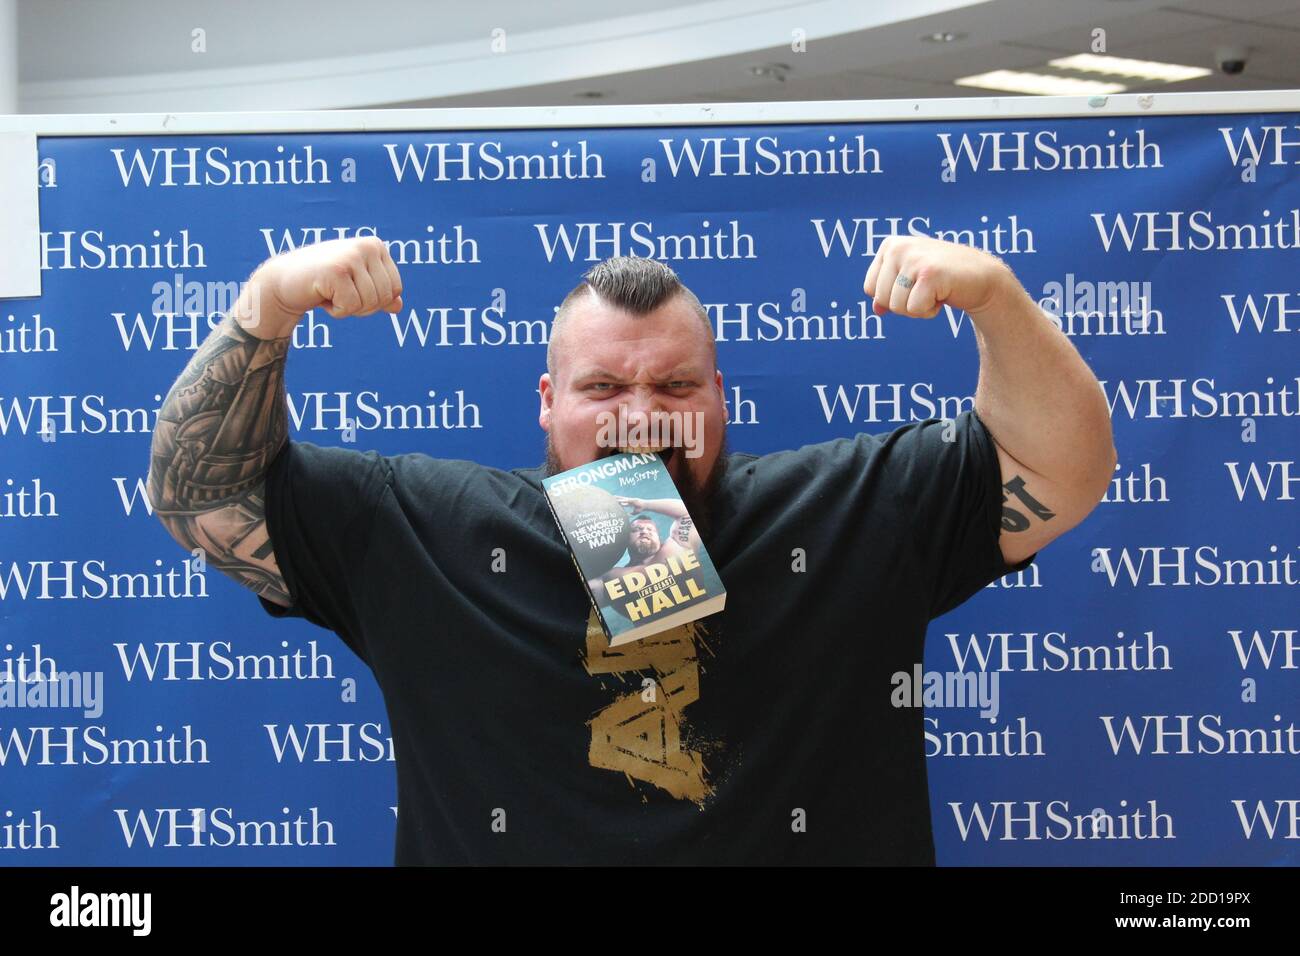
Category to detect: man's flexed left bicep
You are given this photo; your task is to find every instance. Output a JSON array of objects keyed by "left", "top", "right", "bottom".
[{"left": 862, "top": 233, "right": 1117, "bottom": 566}]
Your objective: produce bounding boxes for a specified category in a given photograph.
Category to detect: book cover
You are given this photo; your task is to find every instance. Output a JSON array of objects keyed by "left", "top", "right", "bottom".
[{"left": 541, "top": 451, "right": 726, "bottom": 646}]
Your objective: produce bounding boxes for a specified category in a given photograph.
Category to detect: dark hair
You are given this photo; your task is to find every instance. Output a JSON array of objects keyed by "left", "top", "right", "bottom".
[{"left": 547, "top": 256, "right": 716, "bottom": 377}]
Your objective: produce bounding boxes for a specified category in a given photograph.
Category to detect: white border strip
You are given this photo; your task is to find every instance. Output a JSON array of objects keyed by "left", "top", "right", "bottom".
[
  {"left": 2, "top": 89, "right": 1299, "bottom": 136},
  {"left": 0, "top": 131, "right": 40, "bottom": 297}
]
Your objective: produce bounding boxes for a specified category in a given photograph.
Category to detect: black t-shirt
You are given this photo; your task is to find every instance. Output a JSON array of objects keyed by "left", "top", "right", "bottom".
[{"left": 257, "top": 409, "right": 1035, "bottom": 864}]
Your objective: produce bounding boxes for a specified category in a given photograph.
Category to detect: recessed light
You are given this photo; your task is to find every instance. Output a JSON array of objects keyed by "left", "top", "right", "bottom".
[
  {"left": 1049, "top": 53, "right": 1211, "bottom": 82},
  {"left": 955, "top": 70, "right": 1128, "bottom": 96},
  {"left": 922, "top": 31, "right": 966, "bottom": 43},
  {"left": 749, "top": 63, "right": 791, "bottom": 81}
]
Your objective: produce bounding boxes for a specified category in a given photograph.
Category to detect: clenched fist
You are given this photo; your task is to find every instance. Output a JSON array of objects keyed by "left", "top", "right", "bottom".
[
  {"left": 238, "top": 236, "right": 404, "bottom": 339},
  {"left": 863, "top": 235, "right": 1014, "bottom": 319}
]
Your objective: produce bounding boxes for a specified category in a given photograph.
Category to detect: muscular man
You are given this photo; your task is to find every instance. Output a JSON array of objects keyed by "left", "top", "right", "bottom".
[
  {"left": 148, "top": 235, "right": 1116, "bottom": 865},
  {"left": 618, "top": 496, "right": 703, "bottom": 557}
]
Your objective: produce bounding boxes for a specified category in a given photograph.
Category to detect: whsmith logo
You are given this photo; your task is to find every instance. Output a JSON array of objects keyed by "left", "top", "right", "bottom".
[
  {"left": 1092, "top": 545, "right": 1300, "bottom": 587},
  {"left": 947, "top": 800, "right": 1173, "bottom": 841},
  {"left": 1224, "top": 461, "right": 1300, "bottom": 501},
  {"left": 0, "top": 390, "right": 481, "bottom": 435},
  {"left": 259, "top": 224, "right": 479, "bottom": 265},
  {"left": 1099, "top": 377, "right": 1300, "bottom": 419},
  {"left": 0, "top": 558, "right": 205, "bottom": 600},
  {"left": 811, "top": 382, "right": 974, "bottom": 424},
  {"left": 654, "top": 135, "right": 882, "bottom": 176},
  {"left": 533, "top": 220, "right": 755, "bottom": 262},
  {"left": 113, "top": 310, "right": 332, "bottom": 351},
  {"left": 1228, "top": 629, "right": 1300, "bottom": 669},
  {"left": 1091, "top": 208, "right": 1300, "bottom": 252},
  {"left": 1219, "top": 125, "right": 1300, "bottom": 167},
  {"left": 0, "top": 478, "right": 57, "bottom": 518},
  {"left": 1038, "top": 274, "right": 1163, "bottom": 337},
  {"left": 383, "top": 140, "right": 604, "bottom": 181},
  {"left": 708, "top": 300, "right": 884, "bottom": 343},
  {"left": 936, "top": 128, "right": 1161, "bottom": 173},
  {"left": 810, "top": 215, "right": 1033, "bottom": 257},
  {"left": 0, "top": 725, "right": 207, "bottom": 766},
  {"left": 943, "top": 630, "right": 1171, "bottom": 672},
  {"left": 115, "top": 640, "right": 337, "bottom": 681},
  {"left": 385, "top": 307, "right": 547, "bottom": 348},
  {"left": 1, "top": 809, "right": 57, "bottom": 849},
  {"left": 1100, "top": 714, "right": 1300, "bottom": 754},
  {"left": 1221, "top": 291, "right": 1300, "bottom": 333},
  {"left": 1232, "top": 799, "right": 1300, "bottom": 839},
  {"left": 925, "top": 716, "right": 1043, "bottom": 757},
  {"left": 1101, "top": 462, "right": 1168, "bottom": 504},
  {"left": 111, "top": 144, "right": 330, "bottom": 186},
  {"left": 264, "top": 723, "right": 395, "bottom": 762},
  {"left": 40, "top": 229, "right": 204, "bottom": 269},
  {"left": 115, "top": 807, "right": 334, "bottom": 848},
  {"left": 0, "top": 313, "right": 55, "bottom": 353}
]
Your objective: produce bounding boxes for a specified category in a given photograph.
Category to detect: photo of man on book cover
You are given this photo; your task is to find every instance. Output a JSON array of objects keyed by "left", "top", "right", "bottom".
[{"left": 574, "top": 467, "right": 724, "bottom": 633}]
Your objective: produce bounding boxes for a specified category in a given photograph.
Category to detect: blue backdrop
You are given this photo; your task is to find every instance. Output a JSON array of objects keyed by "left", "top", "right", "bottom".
[{"left": 2, "top": 103, "right": 1297, "bottom": 864}]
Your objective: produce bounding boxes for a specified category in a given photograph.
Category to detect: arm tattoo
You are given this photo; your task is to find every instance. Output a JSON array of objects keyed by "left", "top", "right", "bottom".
[
  {"left": 147, "top": 315, "right": 294, "bottom": 605},
  {"left": 1000, "top": 474, "right": 1055, "bottom": 533},
  {"left": 673, "top": 515, "right": 693, "bottom": 546}
]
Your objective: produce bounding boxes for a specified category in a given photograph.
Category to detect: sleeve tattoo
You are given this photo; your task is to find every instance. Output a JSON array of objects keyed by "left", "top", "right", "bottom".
[{"left": 147, "top": 315, "right": 294, "bottom": 605}]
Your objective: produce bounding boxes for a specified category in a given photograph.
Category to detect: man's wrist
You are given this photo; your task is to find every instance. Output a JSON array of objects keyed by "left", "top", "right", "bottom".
[
  {"left": 967, "top": 264, "right": 1031, "bottom": 333},
  {"left": 231, "top": 270, "right": 299, "bottom": 341}
]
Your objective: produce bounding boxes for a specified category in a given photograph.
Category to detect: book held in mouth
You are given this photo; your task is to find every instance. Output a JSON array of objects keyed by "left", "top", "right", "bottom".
[{"left": 541, "top": 450, "right": 726, "bottom": 646}]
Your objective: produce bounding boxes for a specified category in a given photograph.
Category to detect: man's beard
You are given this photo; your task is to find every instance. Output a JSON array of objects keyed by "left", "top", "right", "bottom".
[{"left": 543, "top": 431, "right": 729, "bottom": 544}]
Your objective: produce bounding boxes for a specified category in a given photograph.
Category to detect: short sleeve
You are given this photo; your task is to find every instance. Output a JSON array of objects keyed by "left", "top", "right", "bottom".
[
  {"left": 879, "top": 408, "right": 1035, "bottom": 619},
  {"left": 256, "top": 439, "right": 392, "bottom": 662}
]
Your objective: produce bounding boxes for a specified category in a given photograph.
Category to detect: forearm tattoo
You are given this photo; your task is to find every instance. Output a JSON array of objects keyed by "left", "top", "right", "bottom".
[
  {"left": 1001, "top": 474, "right": 1055, "bottom": 532},
  {"left": 147, "top": 315, "right": 293, "bottom": 604}
]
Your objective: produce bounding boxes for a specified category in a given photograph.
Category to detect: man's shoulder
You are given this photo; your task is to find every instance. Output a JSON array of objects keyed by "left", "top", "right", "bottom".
[
  {"left": 381, "top": 449, "right": 540, "bottom": 480},
  {"left": 333, "top": 448, "right": 547, "bottom": 511},
  {"left": 720, "top": 432, "right": 883, "bottom": 476},
  {"left": 509, "top": 462, "right": 547, "bottom": 490}
]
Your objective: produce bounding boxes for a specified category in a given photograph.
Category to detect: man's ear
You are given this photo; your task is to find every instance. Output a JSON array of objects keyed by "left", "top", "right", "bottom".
[{"left": 538, "top": 372, "right": 553, "bottom": 430}]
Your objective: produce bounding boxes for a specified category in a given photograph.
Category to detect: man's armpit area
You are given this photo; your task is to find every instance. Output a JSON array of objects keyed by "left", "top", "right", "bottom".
[{"left": 990, "top": 439, "right": 1083, "bottom": 567}]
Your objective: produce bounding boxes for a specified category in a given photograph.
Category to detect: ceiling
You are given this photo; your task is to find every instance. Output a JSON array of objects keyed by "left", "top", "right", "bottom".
[{"left": 13, "top": 0, "right": 1300, "bottom": 113}]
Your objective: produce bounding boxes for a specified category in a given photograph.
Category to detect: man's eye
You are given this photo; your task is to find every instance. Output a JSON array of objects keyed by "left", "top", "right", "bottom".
[
  {"left": 588, "top": 383, "right": 617, "bottom": 392},
  {"left": 666, "top": 382, "right": 693, "bottom": 390}
]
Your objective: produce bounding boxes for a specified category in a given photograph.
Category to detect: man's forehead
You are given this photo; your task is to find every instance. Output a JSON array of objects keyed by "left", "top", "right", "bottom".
[
  {"left": 556, "top": 295, "right": 710, "bottom": 378},
  {"left": 571, "top": 358, "right": 703, "bottom": 381}
]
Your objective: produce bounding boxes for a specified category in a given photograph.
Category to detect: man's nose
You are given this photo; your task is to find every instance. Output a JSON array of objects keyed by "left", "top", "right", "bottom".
[{"left": 620, "top": 388, "right": 665, "bottom": 424}]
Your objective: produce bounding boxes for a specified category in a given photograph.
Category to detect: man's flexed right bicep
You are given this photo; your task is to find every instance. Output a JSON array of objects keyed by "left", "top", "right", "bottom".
[
  {"left": 147, "top": 318, "right": 295, "bottom": 605},
  {"left": 146, "top": 236, "right": 404, "bottom": 607}
]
